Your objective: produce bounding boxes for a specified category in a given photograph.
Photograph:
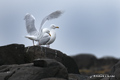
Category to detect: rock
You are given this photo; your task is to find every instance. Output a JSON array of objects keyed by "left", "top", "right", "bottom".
[
  {"left": 61, "top": 54, "right": 80, "bottom": 74},
  {"left": 97, "top": 57, "right": 119, "bottom": 67},
  {"left": 72, "top": 54, "right": 119, "bottom": 69},
  {"left": 0, "top": 44, "right": 25, "bottom": 65},
  {"left": 109, "top": 60, "right": 120, "bottom": 80},
  {"left": 0, "top": 44, "right": 79, "bottom": 74},
  {"left": 0, "top": 59, "right": 68, "bottom": 80},
  {"left": 41, "top": 78, "right": 67, "bottom": 80},
  {"left": 72, "top": 54, "right": 97, "bottom": 69},
  {"left": 72, "top": 54, "right": 119, "bottom": 75},
  {"left": 87, "top": 77, "right": 103, "bottom": 80},
  {"left": 68, "top": 73, "right": 87, "bottom": 80},
  {"left": 25, "top": 46, "right": 80, "bottom": 74},
  {"left": 100, "top": 77, "right": 109, "bottom": 80}
]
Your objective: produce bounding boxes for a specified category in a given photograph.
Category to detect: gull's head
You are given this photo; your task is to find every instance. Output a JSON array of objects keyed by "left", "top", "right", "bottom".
[
  {"left": 50, "top": 24, "right": 59, "bottom": 29},
  {"left": 42, "top": 28, "right": 51, "bottom": 36}
]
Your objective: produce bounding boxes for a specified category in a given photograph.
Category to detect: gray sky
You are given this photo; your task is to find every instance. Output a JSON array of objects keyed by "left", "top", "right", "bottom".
[{"left": 0, "top": 0, "right": 120, "bottom": 58}]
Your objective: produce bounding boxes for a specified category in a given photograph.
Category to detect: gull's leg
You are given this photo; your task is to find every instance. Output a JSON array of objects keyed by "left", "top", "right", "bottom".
[
  {"left": 33, "top": 40, "right": 35, "bottom": 46},
  {"left": 26, "top": 40, "right": 34, "bottom": 52},
  {"left": 32, "top": 40, "right": 36, "bottom": 55}
]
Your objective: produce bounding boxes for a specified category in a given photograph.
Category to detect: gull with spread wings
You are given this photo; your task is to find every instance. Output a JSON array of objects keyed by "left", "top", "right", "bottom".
[{"left": 24, "top": 10, "right": 63, "bottom": 46}]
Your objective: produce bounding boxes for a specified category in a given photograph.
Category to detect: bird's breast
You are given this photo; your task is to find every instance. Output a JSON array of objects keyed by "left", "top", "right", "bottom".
[
  {"left": 47, "top": 29, "right": 56, "bottom": 44},
  {"left": 50, "top": 30, "right": 56, "bottom": 40}
]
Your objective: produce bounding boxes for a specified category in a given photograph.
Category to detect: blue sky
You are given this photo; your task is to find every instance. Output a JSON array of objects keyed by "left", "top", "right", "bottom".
[{"left": 0, "top": 0, "right": 120, "bottom": 58}]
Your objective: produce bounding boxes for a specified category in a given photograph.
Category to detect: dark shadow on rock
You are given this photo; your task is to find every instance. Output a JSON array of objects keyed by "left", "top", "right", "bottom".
[{"left": 0, "top": 59, "right": 68, "bottom": 80}]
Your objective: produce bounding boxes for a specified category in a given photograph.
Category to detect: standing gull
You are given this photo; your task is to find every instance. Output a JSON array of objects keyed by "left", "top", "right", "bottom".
[
  {"left": 38, "top": 10, "right": 64, "bottom": 47},
  {"left": 24, "top": 14, "right": 51, "bottom": 46},
  {"left": 44, "top": 24, "right": 59, "bottom": 48},
  {"left": 24, "top": 10, "right": 63, "bottom": 46}
]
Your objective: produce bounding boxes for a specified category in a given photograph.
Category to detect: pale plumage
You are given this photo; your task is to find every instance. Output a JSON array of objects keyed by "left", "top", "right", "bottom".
[
  {"left": 45, "top": 24, "right": 59, "bottom": 47},
  {"left": 24, "top": 14, "right": 50, "bottom": 45},
  {"left": 38, "top": 28, "right": 51, "bottom": 45},
  {"left": 24, "top": 10, "right": 63, "bottom": 46}
]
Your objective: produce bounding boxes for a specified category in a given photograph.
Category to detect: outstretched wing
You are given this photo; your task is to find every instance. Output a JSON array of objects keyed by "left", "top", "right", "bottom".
[
  {"left": 39, "top": 10, "right": 64, "bottom": 31},
  {"left": 24, "top": 13, "right": 39, "bottom": 36}
]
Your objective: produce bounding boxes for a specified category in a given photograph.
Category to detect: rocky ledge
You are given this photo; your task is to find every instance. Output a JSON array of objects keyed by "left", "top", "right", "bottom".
[
  {"left": 0, "top": 44, "right": 120, "bottom": 80},
  {"left": 0, "top": 44, "right": 87, "bottom": 80}
]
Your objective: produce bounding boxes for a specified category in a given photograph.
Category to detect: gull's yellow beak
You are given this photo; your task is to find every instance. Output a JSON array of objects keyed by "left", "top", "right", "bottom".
[
  {"left": 49, "top": 33, "right": 51, "bottom": 36},
  {"left": 56, "top": 26, "right": 59, "bottom": 28}
]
